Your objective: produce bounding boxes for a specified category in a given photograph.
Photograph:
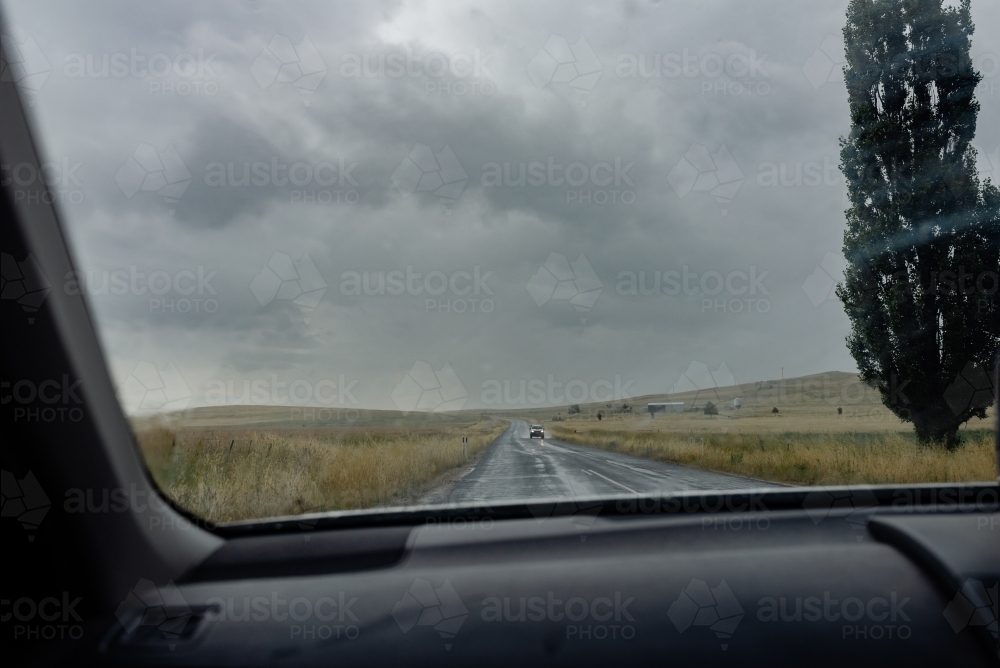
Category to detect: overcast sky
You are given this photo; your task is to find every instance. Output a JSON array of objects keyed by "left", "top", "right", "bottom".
[{"left": 4, "top": 0, "right": 999, "bottom": 413}]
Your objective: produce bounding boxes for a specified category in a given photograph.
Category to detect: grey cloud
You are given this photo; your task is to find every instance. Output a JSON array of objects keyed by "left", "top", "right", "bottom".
[{"left": 5, "top": 0, "right": 998, "bottom": 410}]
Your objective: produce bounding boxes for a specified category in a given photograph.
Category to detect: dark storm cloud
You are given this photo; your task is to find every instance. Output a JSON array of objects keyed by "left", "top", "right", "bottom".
[{"left": 4, "top": 0, "right": 998, "bottom": 411}]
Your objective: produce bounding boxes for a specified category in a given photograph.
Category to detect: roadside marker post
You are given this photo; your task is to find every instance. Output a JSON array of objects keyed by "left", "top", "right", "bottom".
[{"left": 462, "top": 436, "right": 468, "bottom": 459}]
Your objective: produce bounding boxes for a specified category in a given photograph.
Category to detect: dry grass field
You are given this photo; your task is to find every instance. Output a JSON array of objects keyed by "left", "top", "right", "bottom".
[
  {"left": 135, "top": 416, "right": 505, "bottom": 523},
  {"left": 526, "top": 371, "right": 995, "bottom": 485},
  {"left": 549, "top": 426, "right": 994, "bottom": 485}
]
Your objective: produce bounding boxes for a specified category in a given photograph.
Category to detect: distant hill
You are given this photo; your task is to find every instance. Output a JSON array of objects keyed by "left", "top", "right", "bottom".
[
  {"left": 467, "top": 371, "right": 878, "bottom": 418},
  {"left": 133, "top": 371, "right": 900, "bottom": 429},
  {"left": 627, "top": 371, "right": 872, "bottom": 410},
  {"left": 134, "top": 404, "right": 486, "bottom": 430}
]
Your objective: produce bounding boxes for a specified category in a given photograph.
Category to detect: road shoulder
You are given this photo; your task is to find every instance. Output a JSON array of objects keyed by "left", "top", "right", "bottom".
[{"left": 379, "top": 422, "right": 512, "bottom": 507}]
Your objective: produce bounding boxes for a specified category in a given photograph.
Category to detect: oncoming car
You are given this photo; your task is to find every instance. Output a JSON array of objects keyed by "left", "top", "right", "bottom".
[{"left": 529, "top": 424, "right": 544, "bottom": 438}]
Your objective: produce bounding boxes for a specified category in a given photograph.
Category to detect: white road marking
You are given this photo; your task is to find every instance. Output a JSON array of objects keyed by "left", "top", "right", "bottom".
[{"left": 585, "top": 469, "right": 640, "bottom": 494}]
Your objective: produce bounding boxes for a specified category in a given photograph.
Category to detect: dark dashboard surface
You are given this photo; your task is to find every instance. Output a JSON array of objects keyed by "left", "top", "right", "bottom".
[{"left": 80, "top": 500, "right": 997, "bottom": 667}]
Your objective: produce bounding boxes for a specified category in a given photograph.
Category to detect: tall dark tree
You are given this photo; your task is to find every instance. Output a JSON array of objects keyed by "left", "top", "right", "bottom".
[{"left": 838, "top": 0, "right": 999, "bottom": 447}]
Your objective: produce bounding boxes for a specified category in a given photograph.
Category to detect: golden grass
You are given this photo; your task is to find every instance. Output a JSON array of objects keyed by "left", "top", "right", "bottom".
[
  {"left": 550, "top": 426, "right": 996, "bottom": 485},
  {"left": 135, "top": 421, "right": 506, "bottom": 523}
]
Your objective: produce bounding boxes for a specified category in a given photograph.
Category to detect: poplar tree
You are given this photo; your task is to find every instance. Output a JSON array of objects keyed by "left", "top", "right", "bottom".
[{"left": 837, "top": 0, "right": 999, "bottom": 447}]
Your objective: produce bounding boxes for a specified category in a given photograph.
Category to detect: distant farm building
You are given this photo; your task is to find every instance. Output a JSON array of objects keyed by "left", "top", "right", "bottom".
[{"left": 648, "top": 402, "right": 684, "bottom": 414}]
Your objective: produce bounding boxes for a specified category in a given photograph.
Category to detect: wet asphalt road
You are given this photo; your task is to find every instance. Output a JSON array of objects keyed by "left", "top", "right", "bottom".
[{"left": 436, "top": 420, "right": 777, "bottom": 505}]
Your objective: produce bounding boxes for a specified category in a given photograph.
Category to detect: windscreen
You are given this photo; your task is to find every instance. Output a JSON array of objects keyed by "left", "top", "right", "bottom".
[{"left": 3, "top": 0, "right": 997, "bottom": 523}]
